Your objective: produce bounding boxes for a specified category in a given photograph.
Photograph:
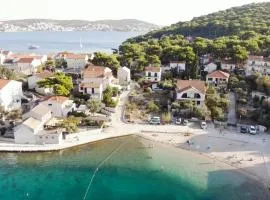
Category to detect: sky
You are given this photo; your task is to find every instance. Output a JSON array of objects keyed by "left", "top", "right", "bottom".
[{"left": 0, "top": 0, "right": 268, "bottom": 25}]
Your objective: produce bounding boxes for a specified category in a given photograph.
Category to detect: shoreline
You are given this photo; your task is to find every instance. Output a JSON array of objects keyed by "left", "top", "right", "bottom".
[
  {"left": 1, "top": 130, "right": 270, "bottom": 190},
  {"left": 0, "top": 130, "right": 132, "bottom": 152},
  {"left": 137, "top": 133, "right": 270, "bottom": 189}
]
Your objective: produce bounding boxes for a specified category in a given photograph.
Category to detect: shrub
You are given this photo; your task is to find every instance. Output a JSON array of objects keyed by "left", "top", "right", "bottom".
[
  {"left": 238, "top": 98, "right": 248, "bottom": 105},
  {"left": 67, "top": 111, "right": 87, "bottom": 118},
  {"left": 147, "top": 101, "right": 159, "bottom": 113},
  {"left": 144, "top": 87, "right": 152, "bottom": 93},
  {"left": 161, "top": 112, "right": 171, "bottom": 123}
]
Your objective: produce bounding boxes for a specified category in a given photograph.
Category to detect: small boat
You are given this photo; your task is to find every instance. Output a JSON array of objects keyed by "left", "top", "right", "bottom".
[{"left": 28, "top": 44, "right": 40, "bottom": 50}]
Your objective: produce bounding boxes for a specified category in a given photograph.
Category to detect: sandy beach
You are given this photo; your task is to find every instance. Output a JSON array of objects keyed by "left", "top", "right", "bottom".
[{"left": 136, "top": 126, "right": 270, "bottom": 188}]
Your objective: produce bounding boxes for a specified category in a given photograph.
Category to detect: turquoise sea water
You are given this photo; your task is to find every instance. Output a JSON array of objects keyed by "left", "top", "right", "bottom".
[{"left": 0, "top": 136, "right": 269, "bottom": 200}]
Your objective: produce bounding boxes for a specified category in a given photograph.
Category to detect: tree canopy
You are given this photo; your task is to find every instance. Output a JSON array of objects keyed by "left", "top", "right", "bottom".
[
  {"left": 91, "top": 52, "right": 120, "bottom": 75},
  {"left": 131, "top": 3, "right": 270, "bottom": 40},
  {"left": 37, "top": 72, "right": 73, "bottom": 96}
]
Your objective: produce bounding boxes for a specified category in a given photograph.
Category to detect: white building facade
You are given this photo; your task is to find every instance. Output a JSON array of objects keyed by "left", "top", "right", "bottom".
[
  {"left": 144, "top": 66, "right": 161, "bottom": 82},
  {"left": 175, "top": 80, "right": 206, "bottom": 106},
  {"left": 40, "top": 96, "right": 76, "bottom": 117},
  {"left": 0, "top": 79, "right": 23, "bottom": 111},
  {"left": 117, "top": 66, "right": 131, "bottom": 86},
  {"left": 79, "top": 65, "right": 114, "bottom": 99}
]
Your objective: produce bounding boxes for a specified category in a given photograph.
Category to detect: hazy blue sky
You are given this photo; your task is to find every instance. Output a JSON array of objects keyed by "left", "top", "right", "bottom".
[{"left": 0, "top": 0, "right": 268, "bottom": 25}]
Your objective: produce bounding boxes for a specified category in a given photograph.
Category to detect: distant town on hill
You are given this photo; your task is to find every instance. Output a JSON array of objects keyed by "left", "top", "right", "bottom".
[{"left": 0, "top": 19, "right": 160, "bottom": 32}]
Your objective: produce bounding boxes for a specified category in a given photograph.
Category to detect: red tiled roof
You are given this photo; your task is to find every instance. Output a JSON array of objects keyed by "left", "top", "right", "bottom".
[
  {"left": 207, "top": 70, "right": 230, "bottom": 79},
  {"left": 221, "top": 60, "right": 236, "bottom": 65},
  {"left": 83, "top": 66, "right": 111, "bottom": 78},
  {"left": 0, "top": 79, "right": 10, "bottom": 89},
  {"left": 176, "top": 80, "right": 206, "bottom": 94},
  {"left": 144, "top": 66, "right": 161, "bottom": 72},
  {"left": 248, "top": 55, "right": 264, "bottom": 61},
  {"left": 56, "top": 52, "right": 74, "bottom": 58},
  {"left": 44, "top": 96, "right": 69, "bottom": 103},
  {"left": 18, "top": 57, "right": 34, "bottom": 63},
  {"left": 65, "top": 54, "right": 87, "bottom": 59},
  {"left": 35, "top": 72, "right": 54, "bottom": 79}
]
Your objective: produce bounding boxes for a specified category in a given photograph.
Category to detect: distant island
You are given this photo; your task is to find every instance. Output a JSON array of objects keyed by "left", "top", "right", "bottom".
[{"left": 0, "top": 19, "right": 160, "bottom": 32}]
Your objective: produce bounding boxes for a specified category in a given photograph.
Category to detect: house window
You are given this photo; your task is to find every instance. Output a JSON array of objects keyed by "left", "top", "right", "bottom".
[
  {"left": 84, "top": 88, "right": 87, "bottom": 93},
  {"left": 197, "top": 101, "right": 200, "bottom": 105},
  {"left": 48, "top": 104, "right": 52, "bottom": 106},
  {"left": 208, "top": 78, "right": 213, "bottom": 81},
  {"left": 194, "top": 93, "right": 201, "bottom": 99},
  {"left": 148, "top": 72, "right": 151, "bottom": 77},
  {"left": 154, "top": 73, "right": 158, "bottom": 77},
  {"left": 80, "top": 87, "right": 83, "bottom": 90},
  {"left": 155, "top": 78, "right": 157, "bottom": 81},
  {"left": 182, "top": 93, "right": 187, "bottom": 98},
  {"left": 92, "top": 88, "right": 94, "bottom": 94}
]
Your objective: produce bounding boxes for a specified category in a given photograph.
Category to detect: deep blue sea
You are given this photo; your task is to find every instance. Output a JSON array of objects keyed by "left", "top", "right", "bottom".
[
  {"left": 0, "top": 31, "right": 140, "bottom": 54},
  {"left": 0, "top": 136, "right": 269, "bottom": 200}
]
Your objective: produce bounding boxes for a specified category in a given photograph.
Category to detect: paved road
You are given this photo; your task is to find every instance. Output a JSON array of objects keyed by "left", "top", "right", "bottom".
[{"left": 227, "top": 92, "right": 237, "bottom": 124}]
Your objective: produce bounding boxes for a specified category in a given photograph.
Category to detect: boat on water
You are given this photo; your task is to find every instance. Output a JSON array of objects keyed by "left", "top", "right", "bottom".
[{"left": 28, "top": 44, "right": 40, "bottom": 50}]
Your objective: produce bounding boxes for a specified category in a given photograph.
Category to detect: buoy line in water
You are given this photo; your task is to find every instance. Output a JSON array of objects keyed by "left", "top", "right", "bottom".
[{"left": 82, "top": 138, "right": 130, "bottom": 200}]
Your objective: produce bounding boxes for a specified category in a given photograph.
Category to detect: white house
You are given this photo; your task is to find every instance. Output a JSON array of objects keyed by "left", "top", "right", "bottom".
[
  {"left": 169, "top": 61, "right": 186, "bottom": 72},
  {"left": 79, "top": 65, "right": 114, "bottom": 99},
  {"left": 247, "top": 55, "right": 265, "bottom": 66},
  {"left": 0, "top": 79, "right": 23, "bottom": 111},
  {"left": 117, "top": 66, "right": 131, "bottom": 86},
  {"left": 1, "top": 50, "right": 13, "bottom": 57},
  {"left": 204, "top": 62, "right": 217, "bottom": 73},
  {"left": 65, "top": 54, "right": 88, "bottom": 69},
  {"left": 206, "top": 70, "right": 230, "bottom": 87},
  {"left": 0, "top": 50, "right": 13, "bottom": 64},
  {"left": 144, "top": 66, "right": 161, "bottom": 82},
  {"left": 17, "top": 57, "right": 42, "bottom": 75},
  {"left": 28, "top": 104, "right": 52, "bottom": 123},
  {"left": 245, "top": 55, "right": 270, "bottom": 75},
  {"left": 40, "top": 96, "right": 75, "bottom": 117},
  {"left": 221, "top": 60, "right": 236, "bottom": 72},
  {"left": 175, "top": 80, "right": 206, "bottom": 106},
  {"left": 33, "top": 55, "right": 47, "bottom": 64},
  {"left": 0, "top": 50, "right": 12, "bottom": 65},
  {"left": 14, "top": 117, "right": 44, "bottom": 144},
  {"left": 28, "top": 71, "right": 54, "bottom": 89},
  {"left": 14, "top": 103, "right": 64, "bottom": 145}
]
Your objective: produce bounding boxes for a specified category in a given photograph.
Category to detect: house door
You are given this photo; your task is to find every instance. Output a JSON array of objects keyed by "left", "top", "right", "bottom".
[{"left": 84, "top": 88, "right": 87, "bottom": 93}]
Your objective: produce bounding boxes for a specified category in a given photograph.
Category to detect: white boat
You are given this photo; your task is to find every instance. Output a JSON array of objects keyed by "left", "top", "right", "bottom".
[{"left": 28, "top": 44, "right": 40, "bottom": 50}]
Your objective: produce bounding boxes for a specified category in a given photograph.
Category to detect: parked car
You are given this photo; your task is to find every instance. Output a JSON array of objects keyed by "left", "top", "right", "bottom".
[
  {"left": 175, "top": 118, "right": 181, "bottom": 125},
  {"left": 200, "top": 121, "right": 207, "bottom": 129},
  {"left": 183, "top": 119, "right": 188, "bottom": 126},
  {"left": 149, "top": 116, "right": 160, "bottom": 125},
  {"left": 249, "top": 126, "right": 257, "bottom": 135},
  {"left": 240, "top": 126, "right": 248, "bottom": 133}
]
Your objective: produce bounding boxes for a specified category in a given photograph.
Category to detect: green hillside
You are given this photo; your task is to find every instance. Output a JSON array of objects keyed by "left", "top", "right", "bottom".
[{"left": 132, "top": 2, "right": 270, "bottom": 41}]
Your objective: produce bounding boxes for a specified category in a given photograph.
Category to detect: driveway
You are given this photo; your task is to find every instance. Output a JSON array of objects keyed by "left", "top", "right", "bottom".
[{"left": 227, "top": 92, "right": 237, "bottom": 124}]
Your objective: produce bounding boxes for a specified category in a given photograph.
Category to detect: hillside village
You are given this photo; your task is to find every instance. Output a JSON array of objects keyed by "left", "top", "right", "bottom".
[{"left": 0, "top": 45, "right": 269, "bottom": 147}]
